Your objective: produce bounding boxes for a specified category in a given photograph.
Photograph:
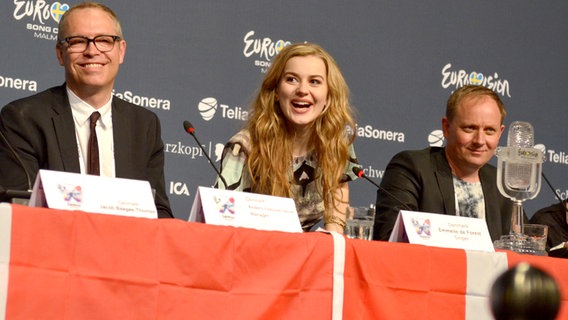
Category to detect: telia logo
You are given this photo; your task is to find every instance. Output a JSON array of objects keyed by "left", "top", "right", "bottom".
[
  {"left": 428, "top": 130, "right": 445, "bottom": 147},
  {"left": 198, "top": 97, "right": 249, "bottom": 122},
  {"left": 198, "top": 97, "right": 218, "bottom": 121}
]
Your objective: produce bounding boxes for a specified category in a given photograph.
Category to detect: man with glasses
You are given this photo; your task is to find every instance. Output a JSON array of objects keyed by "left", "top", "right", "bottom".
[{"left": 0, "top": 2, "right": 173, "bottom": 218}]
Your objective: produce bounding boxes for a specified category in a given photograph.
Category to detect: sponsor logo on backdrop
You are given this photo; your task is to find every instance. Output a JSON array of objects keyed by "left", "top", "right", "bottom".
[
  {"left": 557, "top": 189, "right": 568, "bottom": 201},
  {"left": 441, "top": 63, "right": 511, "bottom": 98},
  {"left": 542, "top": 144, "right": 568, "bottom": 200},
  {"left": 361, "top": 165, "right": 384, "bottom": 179},
  {"left": 214, "top": 143, "right": 224, "bottom": 161},
  {"left": 113, "top": 89, "right": 171, "bottom": 111},
  {"left": 547, "top": 149, "right": 568, "bottom": 165},
  {"left": 198, "top": 97, "right": 248, "bottom": 121},
  {"left": 169, "top": 181, "right": 190, "bottom": 196},
  {"left": 353, "top": 123, "right": 405, "bottom": 142},
  {"left": 13, "top": 1, "right": 69, "bottom": 40},
  {"left": 242, "top": 30, "right": 292, "bottom": 73},
  {"left": 0, "top": 74, "right": 38, "bottom": 92},
  {"left": 428, "top": 130, "right": 445, "bottom": 147},
  {"left": 165, "top": 140, "right": 222, "bottom": 160}
]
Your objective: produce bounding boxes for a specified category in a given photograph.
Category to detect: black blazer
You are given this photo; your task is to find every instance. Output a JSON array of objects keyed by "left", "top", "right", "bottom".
[
  {"left": 0, "top": 85, "right": 172, "bottom": 218},
  {"left": 529, "top": 200, "right": 568, "bottom": 250},
  {"left": 373, "top": 147, "right": 513, "bottom": 241}
]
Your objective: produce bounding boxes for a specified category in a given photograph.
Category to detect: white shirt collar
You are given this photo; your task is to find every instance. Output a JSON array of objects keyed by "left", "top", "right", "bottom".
[{"left": 67, "top": 87, "right": 113, "bottom": 128}]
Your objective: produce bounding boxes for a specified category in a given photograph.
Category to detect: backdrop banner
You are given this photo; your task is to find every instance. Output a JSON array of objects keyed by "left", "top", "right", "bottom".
[{"left": 1, "top": 1, "right": 567, "bottom": 220}]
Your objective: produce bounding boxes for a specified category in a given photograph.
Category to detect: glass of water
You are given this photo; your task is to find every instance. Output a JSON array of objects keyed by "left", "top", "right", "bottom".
[{"left": 345, "top": 206, "right": 375, "bottom": 240}]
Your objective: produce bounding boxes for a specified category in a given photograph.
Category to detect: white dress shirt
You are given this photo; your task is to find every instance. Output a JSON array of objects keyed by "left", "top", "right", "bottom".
[{"left": 67, "top": 87, "right": 116, "bottom": 177}]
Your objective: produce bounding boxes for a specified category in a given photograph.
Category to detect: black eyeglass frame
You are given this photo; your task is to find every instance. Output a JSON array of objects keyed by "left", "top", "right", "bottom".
[{"left": 58, "top": 35, "right": 122, "bottom": 53}]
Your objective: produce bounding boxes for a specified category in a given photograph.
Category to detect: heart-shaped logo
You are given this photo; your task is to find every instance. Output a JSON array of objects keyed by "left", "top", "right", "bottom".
[
  {"left": 51, "top": 2, "right": 70, "bottom": 23},
  {"left": 469, "top": 72, "right": 484, "bottom": 85}
]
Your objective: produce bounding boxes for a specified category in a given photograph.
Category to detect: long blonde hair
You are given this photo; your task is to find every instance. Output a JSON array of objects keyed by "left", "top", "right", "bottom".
[{"left": 246, "top": 43, "right": 355, "bottom": 214}]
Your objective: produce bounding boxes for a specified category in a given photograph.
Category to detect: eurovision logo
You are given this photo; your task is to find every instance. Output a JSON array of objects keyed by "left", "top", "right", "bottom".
[
  {"left": 441, "top": 63, "right": 511, "bottom": 98},
  {"left": 13, "top": 1, "right": 70, "bottom": 40},
  {"left": 242, "top": 30, "right": 292, "bottom": 73}
]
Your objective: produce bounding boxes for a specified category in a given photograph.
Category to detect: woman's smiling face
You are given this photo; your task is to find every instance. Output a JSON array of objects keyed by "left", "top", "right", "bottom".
[{"left": 276, "top": 55, "right": 328, "bottom": 131}]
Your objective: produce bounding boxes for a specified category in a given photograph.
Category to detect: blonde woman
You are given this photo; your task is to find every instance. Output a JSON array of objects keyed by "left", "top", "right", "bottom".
[{"left": 215, "top": 43, "right": 358, "bottom": 232}]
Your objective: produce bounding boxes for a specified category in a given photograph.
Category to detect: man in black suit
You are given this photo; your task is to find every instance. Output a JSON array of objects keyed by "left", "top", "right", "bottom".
[
  {"left": 0, "top": 2, "right": 172, "bottom": 218},
  {"left": 373, "top": 85, "right": 513, "bottom": 241},
  {"left": 529, "top": 200, "right": 568, "bottom": 251}
]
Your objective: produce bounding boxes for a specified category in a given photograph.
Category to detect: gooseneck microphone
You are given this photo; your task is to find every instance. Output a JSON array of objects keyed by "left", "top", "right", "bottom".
[
  {"left": 352, "top": 166, "right": 411, "bottom": 211},
  {"left": 542, "top": 172, "right": 564, "bottom": 204},
  {"left": 0, "top": 128, "right": 32, "bottom": 202},
  {"left": 183, "top": 121, "right": 228, "bottom": 189}
]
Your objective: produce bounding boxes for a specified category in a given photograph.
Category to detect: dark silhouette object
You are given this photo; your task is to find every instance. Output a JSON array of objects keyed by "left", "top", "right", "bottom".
[{"left": 490, "top": 262, "right": 561, "bottom": 320}]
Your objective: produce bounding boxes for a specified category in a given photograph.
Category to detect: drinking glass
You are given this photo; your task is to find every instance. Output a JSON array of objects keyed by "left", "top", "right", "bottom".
[{"left": 345, "top": 206, "right": 375, "bottom": 240}]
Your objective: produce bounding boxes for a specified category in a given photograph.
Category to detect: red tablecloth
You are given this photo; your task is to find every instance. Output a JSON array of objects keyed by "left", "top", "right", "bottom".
[{"left": 1, "top": 204, "right": 567, "bottom": 319}]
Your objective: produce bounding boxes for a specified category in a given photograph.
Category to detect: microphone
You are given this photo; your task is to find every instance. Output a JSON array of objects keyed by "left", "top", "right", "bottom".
[
  {"left": 540, "top": 171, "right": 568, "bottom": 224},
  {"left": 496, "top": 121, "right": 544, "bottom": 235},
  {"left": 505, "top": 121, "right": 535, "bottom": 190},
  {"left": 0, "top": 128, "right": 32, "bottom": 202},
  {"left": 182, "top": 121, "right": 228, "bottom": 189},
  {"left": 352, "top": 166, "right": 411, "bottom": 211},
  {"left": 496, "top": 121, "right": 543, "bottom": 202}
]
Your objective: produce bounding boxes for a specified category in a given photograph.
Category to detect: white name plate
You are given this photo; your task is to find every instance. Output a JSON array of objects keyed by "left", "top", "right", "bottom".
[
  {"left": 389, "top": 210, "right": 495, "bottom": 252},
  {"left": 29, "top": 169, "right": 157, "bottom": 219},
  {"left": 189, "top": 186, "right": 302, "bottom": 233}
]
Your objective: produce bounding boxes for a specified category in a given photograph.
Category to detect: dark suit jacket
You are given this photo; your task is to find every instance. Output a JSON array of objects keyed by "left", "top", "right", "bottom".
[
  {"left": 529, "top": 200, "right": 568, "bottom": 250},
  {"left": 0, "top": 85, "right": 173, "bottom": 218},
  {"left": 373, "top": 147, "right": 513, "bottom": 241}
]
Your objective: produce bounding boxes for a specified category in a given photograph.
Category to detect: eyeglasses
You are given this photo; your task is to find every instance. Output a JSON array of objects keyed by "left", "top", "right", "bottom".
[{"left": 59, "top": 35, "right": 121, "bottom": 53}]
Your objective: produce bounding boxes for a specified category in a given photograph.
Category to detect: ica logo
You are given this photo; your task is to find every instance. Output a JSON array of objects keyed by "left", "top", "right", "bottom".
[{"left": 170, "top": 182, "right": 190, "bottom": 196}]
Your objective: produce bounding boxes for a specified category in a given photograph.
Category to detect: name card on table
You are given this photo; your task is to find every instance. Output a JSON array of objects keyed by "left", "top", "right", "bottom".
[
  {"left": 28, "top": 169, "right": 157, "bottom": 218},
  {"left": 189, "top": 186, "right": 302, "bottom": 233},
  {"left": 389, "top": 210, "right": 494, "bottom": 252}
]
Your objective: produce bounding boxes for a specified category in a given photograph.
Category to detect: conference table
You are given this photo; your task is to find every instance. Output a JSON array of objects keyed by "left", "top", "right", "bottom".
[{"left": 1, "top": 204, "right": 567, "bottom": 319}]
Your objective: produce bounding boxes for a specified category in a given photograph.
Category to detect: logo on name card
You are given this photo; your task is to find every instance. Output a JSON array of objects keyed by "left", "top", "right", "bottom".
[
  {"left": 214, "top": 195, "right": 236, "bottom": 215},
  {"left": 411, "top": 218, "right": 431, "bottom": 238},
  {"left": 58, "top": 184, "right": 82, "bottom": 206}
]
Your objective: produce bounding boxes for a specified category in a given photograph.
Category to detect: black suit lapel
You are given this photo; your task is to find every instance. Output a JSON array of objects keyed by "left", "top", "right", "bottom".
[
  {"left": 51, "top": 85, "right": 80, "bottom": 173},
  {"left": 479, "top": 166, "right": 501, "bottom": 238},
  {"left": 432, "top": 149, "right": 455, "bottom": 215},
  {"left": 111, "top": 99, "right": 132, "bottom": 177}
]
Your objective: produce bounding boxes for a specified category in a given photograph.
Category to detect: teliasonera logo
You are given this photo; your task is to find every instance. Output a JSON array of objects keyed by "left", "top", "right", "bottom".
[
  {"left": 441, "top": 63, "right": 511, "bottom": 98},
  {"left": 113, "top": 88, "right": 171, "bottom": 111},
  {"left": 198, "top": 97, "right": 249, "bottom": 122},
  {"left": 13, "top": 1, "right": 70, "bottom": 40},
  {"left": 242, "top": 30, "right": 292, "bottom": 73},
  {"left": 353, "top": 123, "right": 406, "bottom": 143}
]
